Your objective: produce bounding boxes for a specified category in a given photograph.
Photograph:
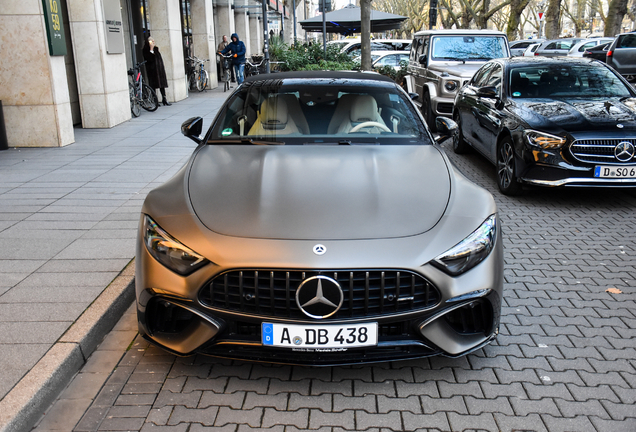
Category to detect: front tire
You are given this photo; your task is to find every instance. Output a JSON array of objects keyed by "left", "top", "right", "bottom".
[
  {"left": 421, "top": 90, "right": 437, "bottom": 132},
  {"left": 496, "top": 137, "right": 523, "bottom": 196},
  {"left": 452, "top": 111, "right": 470, "bottom": 154}
]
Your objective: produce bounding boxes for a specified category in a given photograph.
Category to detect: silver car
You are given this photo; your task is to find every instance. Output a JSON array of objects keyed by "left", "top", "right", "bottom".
[
  {"left": 534, "top": 38, "right": 585, "bottom": 57},
  {"left": 136, "top": 71, "right": 503, "bottom": 365}
]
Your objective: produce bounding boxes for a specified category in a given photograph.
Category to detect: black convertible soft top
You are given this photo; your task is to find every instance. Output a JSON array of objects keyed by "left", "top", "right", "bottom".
[{"left": 243, "top": 70, "right": 395, "bottom": 84}]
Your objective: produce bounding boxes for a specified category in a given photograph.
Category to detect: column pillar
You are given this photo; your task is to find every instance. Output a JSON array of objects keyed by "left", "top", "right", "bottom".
[
  {"left": 249, "top": 15, "right": 262, "bottom": 55},
  {"left": 67, "top": 0, "right": 129, "bottom": 129},
  {"left": 146, "top": 0, "right": 186, "bottom": 102},
  {"left": 0, "top": 1, "right": 74, "bottom": 146},
  {"left": 234, "top": 10, "right": 251, "bottom": 57},
  {"left": 214, "top": 3, "right": 235, "bottom": 53},
  {"left": 191, "top": 0, "right": 218, "bottom": 88}
]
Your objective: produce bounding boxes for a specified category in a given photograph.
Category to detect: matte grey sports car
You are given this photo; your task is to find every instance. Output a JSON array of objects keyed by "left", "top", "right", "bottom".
[{"left": 136, "top": 71, "right": 503, "bottom": 365}]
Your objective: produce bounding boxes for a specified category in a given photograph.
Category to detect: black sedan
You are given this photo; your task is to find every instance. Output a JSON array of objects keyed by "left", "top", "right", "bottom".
[
  {"left": 582, "top": 42, "right": 612, "bottom": 62},
  {"left": 453, "top": 57, "right": 636, "bottom": 195}
]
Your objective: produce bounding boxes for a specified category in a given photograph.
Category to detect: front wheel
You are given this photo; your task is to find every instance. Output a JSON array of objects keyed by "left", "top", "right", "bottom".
[
  {"left": 452, "top": 112, "right": 470, "bottom": 154},
  {"left": 196, "top": 70, "right": 208, "bottom": 92},
  {"left": 496, "top": 137, "right": 523, "bottom": 196},
  {"left": 129, "top": 83, "right": 140, "bottom": 117},
  {"left": 141, "top": 84, "right": 158, "bottom": 111}
]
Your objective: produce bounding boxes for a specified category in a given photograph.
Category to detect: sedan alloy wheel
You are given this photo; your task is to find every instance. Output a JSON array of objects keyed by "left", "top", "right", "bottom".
[{"left": 497, "top": 138, "right": 522, "bottom": 195}]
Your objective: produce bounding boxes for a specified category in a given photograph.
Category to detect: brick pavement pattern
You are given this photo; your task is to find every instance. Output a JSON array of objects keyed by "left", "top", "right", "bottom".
[{"left": 63, "top": 137, "right": 636, "bottom": 431}]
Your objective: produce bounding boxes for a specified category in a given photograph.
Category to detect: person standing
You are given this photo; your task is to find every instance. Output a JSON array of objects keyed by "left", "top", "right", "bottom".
[
  {"left": 143, "top": 37, "right": 171, "bottom": 106},
  {"left": 216, "top": 35, "right": 234, "bottom": 83},
  {"left": 219, "top": 33, "right": 246, "bottom": 85}
]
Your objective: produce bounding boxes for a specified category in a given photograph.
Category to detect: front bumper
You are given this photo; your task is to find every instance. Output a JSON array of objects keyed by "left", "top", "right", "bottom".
[{"left": 135, "top": 229, "right": 504, "bottom": 365}]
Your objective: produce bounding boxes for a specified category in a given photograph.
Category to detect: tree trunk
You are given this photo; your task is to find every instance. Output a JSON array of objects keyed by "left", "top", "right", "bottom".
[
  {"left": 604, "top": 0, "right": 629, "bottom": 36},
  {"left": 361, "top": 0, "right": 372, "bottom": 71},
  {"left": 545, "top": 0, "right": 561, "bottom": 39},
  {"left": 506, "top": 0, "right": 530, "bottom": 40}
]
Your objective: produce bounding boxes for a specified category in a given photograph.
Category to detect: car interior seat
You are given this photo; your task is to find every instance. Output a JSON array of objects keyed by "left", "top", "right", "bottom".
[
  {"left": 539, "top": 72, "right": 554, "bottom": 97},
  {"left": 247, "top": 96, "right": 300, "bottom": 136},
  {"left": 278, "top": 94, "right": 310, "bottom": 134},
  {"left": 326, "top": 94, "right": 358, "bottom": 134},
  {"left": 334, "top": 95, "right": 388, "bottom": 134}
]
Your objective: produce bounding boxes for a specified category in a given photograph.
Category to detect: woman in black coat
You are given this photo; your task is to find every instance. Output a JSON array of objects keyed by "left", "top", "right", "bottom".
[{"left": 143, "top": 37, "right": 171, "bottom": 106}]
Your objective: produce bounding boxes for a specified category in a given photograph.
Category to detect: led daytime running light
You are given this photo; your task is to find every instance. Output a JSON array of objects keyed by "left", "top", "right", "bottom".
[{"left": 526, "top": 130, "right": 566, "bottom": 149}]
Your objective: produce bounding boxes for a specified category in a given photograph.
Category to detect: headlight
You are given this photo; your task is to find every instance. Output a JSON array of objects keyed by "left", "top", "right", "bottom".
[
  {"left": 143, "top": 215, "right": 209, "bottom": 275},
  {"left": 444, "top": 80, "right": 459, "bottom": 92},
  {"left": 525, "top": 130, "right": 566, "bottom": 149},
  {"left": 432, "top": 215, "right": 497, "bottom": 276}
]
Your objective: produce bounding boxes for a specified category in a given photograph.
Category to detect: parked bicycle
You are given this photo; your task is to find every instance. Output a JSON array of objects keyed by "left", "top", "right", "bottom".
[
  {"left": 245, "top": 56, "right": 266, "bottom": 78},
  {"left": 216, "top": 52, "right": 233, "bottom": 92},
  {"left": 187, "top": 56, "right": 210, "bottom": 92},
  {"left": 128, "top": 61, "right": 158, "bottom": 117}
]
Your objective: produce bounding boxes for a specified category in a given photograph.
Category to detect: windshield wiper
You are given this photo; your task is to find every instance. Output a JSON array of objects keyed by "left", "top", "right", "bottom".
[
  {"left": 207, "top": 139, "right": 285, "bottom": 146},
  {"left": 466, "top": 57, "right": 492, "bottom": 60},
  {"left": 437, "top": 57, "right": 466, "bottom": 63}
]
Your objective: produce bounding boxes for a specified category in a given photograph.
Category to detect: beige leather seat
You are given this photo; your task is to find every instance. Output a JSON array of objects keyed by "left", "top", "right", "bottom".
[
  {"left": 248, "top": 96, "right": 300, "bottom": 136},
  {"left": 334, "top": 95, "right": 388, "bottom": 134},
  {"left": 278, "top": 94, "right": 310, "bottom": 134}
]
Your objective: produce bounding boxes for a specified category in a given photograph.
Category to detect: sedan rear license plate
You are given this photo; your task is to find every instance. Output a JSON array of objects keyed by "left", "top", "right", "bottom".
[
  {"left": 262, "top": 322, "right": 378, "bottom": 349},
  {"left": 594, "top": 166, "right": 636, "bottom": 178}
]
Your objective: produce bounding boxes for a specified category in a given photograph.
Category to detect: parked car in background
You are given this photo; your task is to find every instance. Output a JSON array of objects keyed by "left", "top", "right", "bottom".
[
  {"left": 607, "top": 32, "right": 636, "bottom": 81},
  {"left": 509, "top": 39, "right": 544, "bottom": 56},
  {"left": 523, "top": 42, "right": 542, "bottom": 56},
  {"left": 453, "top": 57, "right": 636, "bottom": 195},
  {"left": 372, "top": 51, "right": 410, "bottom": 70},
  {"left": 329, "top": 38, "right": 411, "bottom": 58},
  {"left": 136, "top": 71, "right": 504, "bottom": 365},
  {"left": 406, "top": 29, "right": 510, "bottom": 131},
  {"left": 534, "top": 38, "right": 585, "bottom": 56},
  {"left": 582, "top": 42, "right": 612, "bottom": 62},
  {"left": 567, "top": 38, "right": 614, "bottom": 57}
]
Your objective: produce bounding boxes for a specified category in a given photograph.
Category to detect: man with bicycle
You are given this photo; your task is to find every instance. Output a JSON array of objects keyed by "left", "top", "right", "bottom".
[{"left": 219, "top": 33, "right": 246, "bottom": 85}]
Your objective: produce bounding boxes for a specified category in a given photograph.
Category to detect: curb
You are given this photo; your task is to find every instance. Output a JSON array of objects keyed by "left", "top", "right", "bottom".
[{"left": 0, "top": 260, "right": 136, "bottom": 432}]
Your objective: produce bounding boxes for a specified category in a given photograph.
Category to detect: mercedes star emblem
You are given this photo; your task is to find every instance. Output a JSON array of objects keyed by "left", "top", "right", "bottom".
[
  {"left": 295, "top": 275, "right": 343, "bottom": 319},
  {"left": 615, "top": 142, "right": 635, "bottom": 162},
  {"left": 313, "top": 244, "right": 326, "bottom": 255}
]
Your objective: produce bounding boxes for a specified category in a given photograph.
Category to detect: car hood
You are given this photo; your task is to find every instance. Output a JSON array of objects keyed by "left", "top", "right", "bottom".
[
  {"left": 188, "top": 145, "right": 451, "bottom": 240},
  {"left": 428, "top": 63, "right": 483, "bottom": 78},
  {"left": 510, "top": 97, "right": 636, "bottom": 132}
]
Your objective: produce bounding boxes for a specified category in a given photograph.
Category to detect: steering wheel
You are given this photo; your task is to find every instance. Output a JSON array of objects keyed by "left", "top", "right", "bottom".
[{"left": 348, "top": 121, "right": 391, "bottom": 133}]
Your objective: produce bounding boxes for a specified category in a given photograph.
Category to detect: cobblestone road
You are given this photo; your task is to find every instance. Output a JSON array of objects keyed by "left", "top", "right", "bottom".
[{"left": 44, "top": 139, "right": 636, "bottom": 432}]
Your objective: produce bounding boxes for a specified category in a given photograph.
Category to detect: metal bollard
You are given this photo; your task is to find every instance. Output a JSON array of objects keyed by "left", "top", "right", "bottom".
[{"left": 0, "top": 101, "right": 8, "bottom": 150}]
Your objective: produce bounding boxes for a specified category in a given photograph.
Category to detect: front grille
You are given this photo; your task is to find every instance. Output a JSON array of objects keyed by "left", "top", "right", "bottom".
[
  {"left": 199, "top": 270, "right": 441, "bottom": 319},
  {"left": 437, "top": 102, "right": 454, "bottom": 115},
  {"left": 570, "top": 139, "right": 636, "bottom": 164}
]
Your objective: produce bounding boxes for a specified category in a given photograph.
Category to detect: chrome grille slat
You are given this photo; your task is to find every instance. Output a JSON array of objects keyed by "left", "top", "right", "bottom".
[
  {"left": 200, "top": 269, "right": 441, "bottom": 319},
  {"left": 570, "top": 138, "right": 636, "bottom": 164}
]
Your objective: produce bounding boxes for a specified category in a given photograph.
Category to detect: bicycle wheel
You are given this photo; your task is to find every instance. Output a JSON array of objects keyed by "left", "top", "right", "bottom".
[
  {"left": 196, "top": 70, "right": 207, "bottom": 92},
  {"left": 129, "top": 82, "right": 141, "bottom": 117},
  {"left": 141, "top": 84, "right": 159, "bottom": 112}
]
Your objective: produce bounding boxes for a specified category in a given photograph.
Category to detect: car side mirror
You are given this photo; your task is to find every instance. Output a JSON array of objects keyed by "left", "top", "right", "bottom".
[
  {"left": 409, "top": 92, "right": 419, "bottom": 101},
  {"left": 477, "top": 86, "right": 498, "bottom": 99},
  {"left": 418, "top": 54, "right": 427, "bottom": 65},
  {"left": 181, "top": 117, "right": 204, "bottom": 144},
  {"left": 434, "top": 116, "right": 457, "bottom": 144}
]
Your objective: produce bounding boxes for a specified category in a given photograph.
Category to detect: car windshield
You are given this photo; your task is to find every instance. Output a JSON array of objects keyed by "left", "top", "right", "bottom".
[
  {"left": 509, "top": 64, "right": 633, "bottom": 98},
  {"left": 430, "top": 35, "right": 508, "bottom": 61},
  {"left": 208, "top": 78, "right": 430, "bottom": 145}
]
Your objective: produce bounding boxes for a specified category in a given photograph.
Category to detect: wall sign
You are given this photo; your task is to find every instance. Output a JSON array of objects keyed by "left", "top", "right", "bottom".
[
  {"left": 42, "top": 0, "right": 67, "bottom": 56},
  {"left": 103, "top": 0, "right": 125, "bottom": 54}
]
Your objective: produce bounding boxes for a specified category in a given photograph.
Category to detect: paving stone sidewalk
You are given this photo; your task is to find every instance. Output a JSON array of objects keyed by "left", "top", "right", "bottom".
[
  {"left": 31, "top": 134, "right": 636, "bottom": 432},
  {"left": 0, "top": 86, "right": 231, "bottom": 432}
]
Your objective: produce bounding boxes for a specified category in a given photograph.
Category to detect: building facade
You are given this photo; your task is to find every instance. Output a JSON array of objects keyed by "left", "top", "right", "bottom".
[{"left": 0, "top": 0, "right": 303, "bottom": 148}]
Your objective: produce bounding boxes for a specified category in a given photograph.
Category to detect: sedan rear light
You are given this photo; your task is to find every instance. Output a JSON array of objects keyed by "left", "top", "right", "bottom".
[{"left": 607, "top": 50, "right": 613, "bottom": 57}]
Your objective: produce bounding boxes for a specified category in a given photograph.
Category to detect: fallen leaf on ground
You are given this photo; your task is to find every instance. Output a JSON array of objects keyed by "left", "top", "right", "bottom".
[{"left": 606, "top": 288, "right": 623, "bottom": 294}]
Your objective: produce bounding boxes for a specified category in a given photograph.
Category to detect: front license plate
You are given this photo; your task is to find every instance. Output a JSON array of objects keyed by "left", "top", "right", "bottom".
[
  {"left": 594, "top": 166, "right": 636, "bottom": 178},
  {"left": 262, "top": 322, "right": 378, "bottom": 349}
]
